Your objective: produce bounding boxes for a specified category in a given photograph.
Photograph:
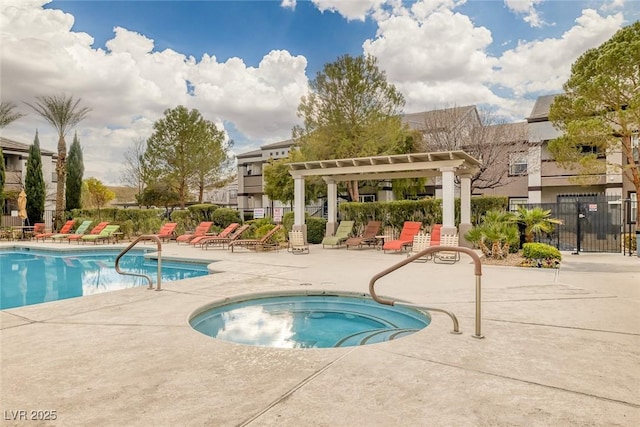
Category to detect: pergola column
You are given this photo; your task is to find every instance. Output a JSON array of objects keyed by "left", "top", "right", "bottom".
[
  {"left": 293, "top": 176, "right": 307, "bottom": 239},
  {"left": 440, "top": 167, "right": 457, "bottom": 235},
  {"left": 325, "top": 178, "right": 338, "bottom": 236},
  {"left": 458, "top": 173, "right": 473, "bottom": 247}
]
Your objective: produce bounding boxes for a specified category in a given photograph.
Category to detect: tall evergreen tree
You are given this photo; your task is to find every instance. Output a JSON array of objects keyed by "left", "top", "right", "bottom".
[
  {"left": 25, "top": 131, "right": 46, "bottom": 224},
  {"left": 66, "top": 132, "right": 84, "bottom": 211}
]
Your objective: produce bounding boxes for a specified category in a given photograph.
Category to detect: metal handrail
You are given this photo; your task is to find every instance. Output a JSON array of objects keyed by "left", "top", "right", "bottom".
[
  {"left": 368, "top": 246, "right": 484, "bottom": 338},
  {"left": 115, "top": 235, "right": 163, "bottom": 291}
]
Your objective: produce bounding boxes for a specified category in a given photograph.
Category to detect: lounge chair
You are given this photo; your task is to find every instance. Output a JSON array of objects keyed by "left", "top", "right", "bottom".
[
  {"left": 407, "top": 233, "right": 432, "bottom": 262},
  {"left": 383, "top": 221, "right": 422, "bottom": 252},
  {"left": 345, "top": 221, "right": 381, "bottom": 249},
  {"left": 51, "top": 220, "right": 92, "bottom": 242},
  {"left": 176, "top": 221, "right": 213, "bottom": 244},
  {"left": 229, "top": 225, "right": 283, "bottom": 252},
  {"left": 67, "top": 222, "right": 109, "bottom": 243},
  {"left": 34, "top": 220, "right": 75, "bottom": 242},
  {"left": 190, "top": 223, "right": 238, "bottom": 246},
  {"left": 433, "top": 234, "right": 460, "bottom": 264},
  {"left": 321, "top": 221, "right": 354, "bottom": 248},
  {"left": 287, "top": 229, "right": 309, "bottom": 254},
  {"left": 430, "top": 224, "right": 442, "bottom": 246},
  {"left": 151, "top": 222, "right": 178, "bottom": 242},
  {"left": 201, "top": 224, "right": 250, "bottom": 250},
  {"left": 81, "top": 225, "right": 121, "bottom": 244}
]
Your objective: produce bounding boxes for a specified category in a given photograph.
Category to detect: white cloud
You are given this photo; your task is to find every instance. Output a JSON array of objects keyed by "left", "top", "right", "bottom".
[
  {"left": 0, "top": 1, "right": 309, "bottom": 184},
  {"left": 281, "top": 0, "right": 296, "bottom": 10},
  {"left": 504, "top": 0, "right": 545, "bottom": 28},
  {"left": 311, "top": 0, "right": 385, "bottom": 21},
  {"left": 493, "top": 9, "right": 624, "bottom": 97},
  {"left": 363, "top": 2, "right": 498, "bottom": 111},
  {"left": 600, "top": 0, "right": 626, "bottom": 12}
]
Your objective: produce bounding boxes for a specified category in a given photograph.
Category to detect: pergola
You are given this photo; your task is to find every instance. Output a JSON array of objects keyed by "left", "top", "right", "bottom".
[{"left": 288, "top": 151, "right": 482, "bottom": 243}]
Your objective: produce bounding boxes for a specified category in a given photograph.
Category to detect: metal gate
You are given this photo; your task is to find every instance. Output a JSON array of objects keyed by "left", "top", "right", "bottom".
[{"left": 530, "top": 195, "right": 622, "bottom": 253}]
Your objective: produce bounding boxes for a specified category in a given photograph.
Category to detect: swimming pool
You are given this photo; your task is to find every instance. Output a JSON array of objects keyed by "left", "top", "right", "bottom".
[
  {"left": 0, "top": 248, "right": 210, "bottom": 310},
  {"left": 190, "top": 293, "right": 431, "bottom": 348}
]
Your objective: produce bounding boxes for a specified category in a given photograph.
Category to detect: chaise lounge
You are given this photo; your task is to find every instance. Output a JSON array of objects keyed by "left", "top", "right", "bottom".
[
  {"left": 229, "top": 225, "right": 282, "bottom": 253},
  {"left": 201, "top": 224, "right": 250, "bottom": 250},
  {"left": 321, "top": 221, "right": 354, "bottom": 248},
  {"left": 345, "top": 221, "right": 381, "bottom": 249},
  {"left": 383, "top": 221, "right": 422, "bottom": 253}
]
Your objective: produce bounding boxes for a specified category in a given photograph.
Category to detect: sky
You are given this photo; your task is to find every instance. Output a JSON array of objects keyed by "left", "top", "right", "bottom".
[{"left": 1, "top": 0, "right": 639, "bottom": 185}]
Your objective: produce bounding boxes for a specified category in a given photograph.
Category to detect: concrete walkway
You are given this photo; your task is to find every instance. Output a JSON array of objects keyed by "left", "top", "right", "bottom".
[{"left": 1, "top": 241, "right": 638, "bottom": 426}]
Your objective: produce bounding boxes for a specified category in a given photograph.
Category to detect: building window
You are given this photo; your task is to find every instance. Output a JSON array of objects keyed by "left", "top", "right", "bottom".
[
  {"left": 631, "top": 192, "right": 637, "bottom": 225},
  {"left": 359, "top": 195, "right": 376, "bottom": 202},
  {"left": 508, "top": 198, "right": 528, "bottom": 212},
  {"left": 509, "top": 154, "right": 527, "bottom": 176},
  {"left": 632, "top": 132, "right": 639, "bottom": 162}
]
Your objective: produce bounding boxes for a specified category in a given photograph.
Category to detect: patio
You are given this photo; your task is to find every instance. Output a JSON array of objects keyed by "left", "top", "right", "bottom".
[{"left": 1, "top": 241, "right": 638, "bottom": 426}]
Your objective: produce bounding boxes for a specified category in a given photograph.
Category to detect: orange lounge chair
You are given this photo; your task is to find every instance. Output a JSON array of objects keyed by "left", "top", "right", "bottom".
[
  {"left": 430, "top": 224, "right": 442, "bottom": 246},
  {"left": 67, "top": 222, "right": 109, "bottom": 243},
  {"left": 176, "top": 222, "right": 213, "bottom": 244},
  {"left": 201, "top": 224, "right": 250, "bottom": 250},
  {"left": 229, "top": 225, "right": 282, "bottom": 252},
  {"left": 152, "top": 222, "right": 178, "bottom": 242},
  {"left": 345, "top": 221, "right": 382, "bottom": 249},
  {"left": 190, "top": 223, "right": 239, "bottom": 246},
  {"left": 35, "top": 220, "right": 75, "bottom": 242},
  {"left": 383, "top": 221, "right": 422, "bottom": 252}
]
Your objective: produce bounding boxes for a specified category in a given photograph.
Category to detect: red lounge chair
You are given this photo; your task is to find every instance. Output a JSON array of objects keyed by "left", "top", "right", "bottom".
[
  {"left": 67, "top": 222, "right": 109, "bottom": 243},
  {"left": 430, "top": 224, "right": 442, "bottom": 246},
  {"left": 176, "top": 222, "right": 213, "bottom": 244},
  {"left": 383, "top": 221, "right": 422, "bottom": 252},
  {"left": 35, "top": 220, "right": 75, "bottom": 242},
  {"left": 152, "top": 222, "right": 178, "bottom": 242},
  {"left": 190, "top": 223, "right": 239, "bottom": 246}
]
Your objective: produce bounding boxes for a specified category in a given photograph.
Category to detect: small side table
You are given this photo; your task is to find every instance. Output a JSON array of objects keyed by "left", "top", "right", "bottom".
[{"left": 375, "top": 235, "right": 390, "bottom": 251}]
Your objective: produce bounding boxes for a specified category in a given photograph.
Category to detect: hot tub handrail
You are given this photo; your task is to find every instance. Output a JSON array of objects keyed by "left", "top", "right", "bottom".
[
  {"left": 368, "top": 246, "right": 484, "bottom": 338},
  {"left": 115, "top": 235, "right": 163, "bottom": 291}
]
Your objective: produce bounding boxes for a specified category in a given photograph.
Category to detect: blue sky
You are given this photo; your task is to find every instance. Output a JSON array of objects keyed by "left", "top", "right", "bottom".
[{"left": 1, "top": 0, "right": 638, "bottom": 184}]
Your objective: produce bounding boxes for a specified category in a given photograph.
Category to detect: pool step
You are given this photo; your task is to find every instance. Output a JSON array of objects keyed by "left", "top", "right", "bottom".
[{"left": 334, "top": 328, "right": 420, "bottom": 347}]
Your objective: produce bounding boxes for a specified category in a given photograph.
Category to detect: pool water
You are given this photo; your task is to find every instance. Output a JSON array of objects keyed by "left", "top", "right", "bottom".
[
  {"left": 0, "top": 249, "right": 209, "bottom": 310},
  {"left": 190, "top": 294, "right": 431, "bottom": 348}
]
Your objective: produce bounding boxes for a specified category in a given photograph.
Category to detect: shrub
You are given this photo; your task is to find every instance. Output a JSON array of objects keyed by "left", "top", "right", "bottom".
[
  {"left": 522, "top": 242, "right": 561, "bottom": 268},
  {"left": 464, "top": 210, "right": 519, "bottom": 259},
  {"left": 212, "top": 208, "right": 241, "bottom": 228},
  {"left": 282, "top": 211, "right": 295, "bottom": 233},
  {"left": 188, "top": 204, "right": 218, "bottom": 222},
  {"left": 624, "top": 233, "right": 637, "bottom": 253},
  {"left": 306, "top": 217, "right": 327, "bottom": 244}
]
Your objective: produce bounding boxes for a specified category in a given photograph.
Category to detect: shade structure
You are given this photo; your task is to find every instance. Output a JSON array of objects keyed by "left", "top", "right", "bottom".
[{"left": 17, "top": 190, "right": 27, "bottom": 220}]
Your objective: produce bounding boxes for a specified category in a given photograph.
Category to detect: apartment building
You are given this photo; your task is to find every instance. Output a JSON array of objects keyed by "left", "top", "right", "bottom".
[{"left": 1, "top": 136, "right": 56, "bottom": 213}]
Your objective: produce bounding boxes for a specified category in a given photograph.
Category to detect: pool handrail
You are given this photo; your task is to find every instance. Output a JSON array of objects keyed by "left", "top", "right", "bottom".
[
  {"left": 115, "top": 235, "right": 163, "bottom": 291},
  {"left": 368, "top": 245, "right": 484, "bottom": 338}
]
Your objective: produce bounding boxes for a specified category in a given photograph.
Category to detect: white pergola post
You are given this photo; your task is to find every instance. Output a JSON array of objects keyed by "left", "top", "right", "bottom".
[
  {"left": 440, "top": 167, "right": 457, "bottom": 235},
  {"left": 293, "top": 177, "right": 307, "bottom": 236},
  {"left": 325, "top": 178, "right": 338, "bottom": 236},
  {"left": 458, "top": 173, "right": 473, "bottom": 247}
]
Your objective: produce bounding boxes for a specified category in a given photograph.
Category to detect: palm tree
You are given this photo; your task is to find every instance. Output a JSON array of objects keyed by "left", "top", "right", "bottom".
[
  {"left": 25, "top": 95, "right": 90, "bottom": 227},
  {"left": 465, "top": 209, "right": 519, "bottom": 259},
  {"left": 516, "top": 207, "right": 562, "bottom": 243},
  {"left": 0, "top": 101, "right": 26, "bottom": 128}
]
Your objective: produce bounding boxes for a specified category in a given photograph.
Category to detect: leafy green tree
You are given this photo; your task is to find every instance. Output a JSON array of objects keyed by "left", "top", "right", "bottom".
[
  {"left": 548, "top": 21, "right": 640, "bottom": 228},
  {"left": 293, "top": 54, "right": 414, "bottom": 201},
  {"left": 0, "top": 101, "right": 25, "bottom": 128},
  {"left": 25, "top": 131, "right": 46, "bottom": 223},
  {"left": 139, "top": 182, "right": 180, "bottom": 218},
  {"left": 25, "top": 95, "right": 90, "bottom": 228},
  {"left": 144, "top": 106, "right": 227, "bottom": 207},
  {"left": 0, "top": 147, "right": 5, "bottom": 221},
  {"left": 189, "top": 133, "right": 232, "bottom": 203},
  {"left": 84, "top": 177, "right": 115, "bottom": 219},
  {"left": 66, "top": 132, "right": 84, "bottom": 211}
]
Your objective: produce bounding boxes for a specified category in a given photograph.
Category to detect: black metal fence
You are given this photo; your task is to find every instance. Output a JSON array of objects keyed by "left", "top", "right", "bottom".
[{"left": 525, "top": 195, "right": 636, "bottom": 254}]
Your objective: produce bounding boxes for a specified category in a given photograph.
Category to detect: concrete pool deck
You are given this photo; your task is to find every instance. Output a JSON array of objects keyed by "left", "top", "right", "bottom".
[{"left": 1, "top": 241, "right": 638, "bottom": 426}]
